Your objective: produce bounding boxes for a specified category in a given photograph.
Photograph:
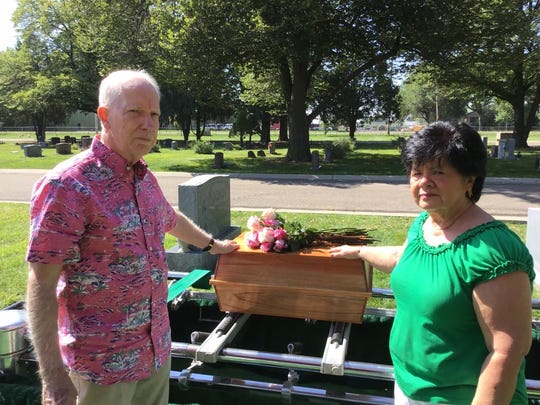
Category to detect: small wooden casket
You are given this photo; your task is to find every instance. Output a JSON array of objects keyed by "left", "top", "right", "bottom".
[{"left": 210, "top": 233, "right": 372, "bottom": 323}]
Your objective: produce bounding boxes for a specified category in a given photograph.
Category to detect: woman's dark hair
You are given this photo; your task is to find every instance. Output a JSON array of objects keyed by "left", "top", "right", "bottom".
[{"left": 401, "top": 121, "right": 487, "bottom": 202}]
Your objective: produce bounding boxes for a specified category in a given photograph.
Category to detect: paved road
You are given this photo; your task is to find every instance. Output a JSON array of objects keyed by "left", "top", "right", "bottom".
[{"left": 1, "top": 169, "right": 539, "bottom": 221}]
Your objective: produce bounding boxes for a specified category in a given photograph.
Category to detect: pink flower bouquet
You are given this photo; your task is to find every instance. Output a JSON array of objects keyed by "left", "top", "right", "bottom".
[{"left": 244, "top": 209, "right": 289, "bottom": 253}]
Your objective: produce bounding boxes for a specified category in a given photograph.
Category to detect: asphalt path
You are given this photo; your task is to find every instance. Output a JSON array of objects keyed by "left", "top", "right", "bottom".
[{"left": 1, "top": 169, "right": 539, "bottom": 221}]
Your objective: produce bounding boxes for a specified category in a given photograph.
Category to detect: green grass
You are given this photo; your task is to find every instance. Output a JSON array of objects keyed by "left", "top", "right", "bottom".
[
  {"left": 0, "top": 203, "right": 30, "bottom": 308},
  {"left": 2, "top": 129, "right": 538, "bottom": 308},
  {"left": 1, "top": 130, "right": 540, "bottom": 177},
  {"left": 2, "top": 203, "right": 530, "bottom": 310}
]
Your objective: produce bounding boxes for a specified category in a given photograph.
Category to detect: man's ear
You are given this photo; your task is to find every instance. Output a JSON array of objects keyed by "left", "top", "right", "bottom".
[{"left": 97, "top": 106, "right": 108, "bottom": 123}]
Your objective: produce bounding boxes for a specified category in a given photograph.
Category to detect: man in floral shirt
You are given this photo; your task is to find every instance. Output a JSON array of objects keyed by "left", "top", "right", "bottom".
[{"left": 25, "top": 69, "right": 238, "bottom": 405}]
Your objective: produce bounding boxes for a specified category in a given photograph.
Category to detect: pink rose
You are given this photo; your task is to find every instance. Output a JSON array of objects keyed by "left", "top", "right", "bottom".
[
  {"left": 261, "top": 208, "right": 277, "bottom": 221},
  {"left": 247, "top": 216, "right": 263, "bottom": 232},
  {"left": 273, "top": 228, "right": 288, "bottom": 240},
  {"left": 273, "top": 238, "right": 288, "bottom": 252},
  {"left": 258, "top": 227, "right": 275, "bottom": 243},
  {"left": 264, "top": 218, "right": 281, "bottom": 228},
  {"left": 260, "top": 241, "right": 273, "bottom": 252},
  {"left": 244, "top": 231, "right": 260, "bottom": 249}
]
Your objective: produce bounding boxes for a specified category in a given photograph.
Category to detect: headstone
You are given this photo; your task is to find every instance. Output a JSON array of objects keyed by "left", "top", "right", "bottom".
[
  {"left": 80, "top": 136, "right": 92, "bottom": 149},
  {"left": 257, "top": 150, "right": 266, "bottom": 157},
  {"left": 247, "top": 151, "right": 256, "bottom": 158},
  {"left": 490, "top": 145, "right": 498, "bottom": 158},
  {"left": 161, "top": 138, "right": 172, "bottom": 148},
  {"left": 23, "top": 144, "right": 42, "bottom": 157},
  {"left": 268, "top": 142, "right": 276, "bottom": 154},
  {"left": 526, "top": 208, "right": 540, "bottom": 289},
  {"left": 214, "top": 152, "right": 224, "bottom": 169},
  {"left": 55, "top": 142, "right": 72, "bottom": 155},
  {"left": 324, "top": 148, "right": 332, "bottom": 163},
  {"left": 223, "top": 142, "right": 233, "bottom": 151},
  {"left": 311, "top": 150, "right": 321, "bottom": 170},
  {"left": 497, "top": 139, "right": 506, "bottom": 159},
  {"left": 171, "top": 141, "right": 178, "bottom": 150},
  {"left": 506, "top": 138, "right": 516, "bottom": 160},
  {"left": 19, "top": 142, "right": 34, "bottom": 150},
  {"left": 166, "top": 175, "right": 241, "bottom": 273},
  {"left": 482, "top": 137, "right": 488, "bottom": 149},
  {"left": 496, "top": 132, "right": 513, "bottom": 141}
]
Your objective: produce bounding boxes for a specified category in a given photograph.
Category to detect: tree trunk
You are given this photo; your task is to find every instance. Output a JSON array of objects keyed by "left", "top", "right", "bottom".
[
  {"left": 34, "top": 116, "right": 46, "bottom": 143},
  {"left": 260, "top": 111, "right": 271, "bottom": 144},
  {"left": 195, "top": 112, "right": 202, "bottom": 142},
  {"left": 179, "top": 113, "right": 191, "bottom": 147},
  {"left": 285, "top": 62, "right": 311, "bottom": 162},
  {"left": 278, "top": 115, "right": 288, "bottom": 141},
  {"left": 511, "top": 101, "right": 529, "bottom": 148},
  {"left": 287, "top": 106, "right": 310, "bottom": 161},
  {"left": 348, "top": 116, "right": 357, "bottom": 140}
]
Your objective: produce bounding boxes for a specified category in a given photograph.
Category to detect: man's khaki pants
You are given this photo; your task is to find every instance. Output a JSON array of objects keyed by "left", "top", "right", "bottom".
[{"left": 70, "top": 357, "right": 171, "bottom": 405}]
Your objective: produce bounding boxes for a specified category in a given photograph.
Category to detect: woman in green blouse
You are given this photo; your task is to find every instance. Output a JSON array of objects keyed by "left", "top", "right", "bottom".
[{"left": 330, "top": 121, "right": 535, "bottom": 404}]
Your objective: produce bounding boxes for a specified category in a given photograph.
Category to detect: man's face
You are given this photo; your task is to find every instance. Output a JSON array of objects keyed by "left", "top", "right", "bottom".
[{"left": 99, "top": 79, "right": 160, "bottom": 164}]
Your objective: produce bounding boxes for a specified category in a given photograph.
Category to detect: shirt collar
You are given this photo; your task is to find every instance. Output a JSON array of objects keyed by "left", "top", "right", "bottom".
[{"left": 91, "top": 134, "right": 147, "bottom": 179}]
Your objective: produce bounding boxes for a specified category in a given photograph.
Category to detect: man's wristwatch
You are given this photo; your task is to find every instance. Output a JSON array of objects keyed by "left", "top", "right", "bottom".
[{"left": 202, "top": 238, "right": 215, "bottom": 252}]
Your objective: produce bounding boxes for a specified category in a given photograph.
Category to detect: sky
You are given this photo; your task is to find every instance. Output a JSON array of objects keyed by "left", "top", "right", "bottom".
[{"left": 0, "top": 0, "right": 18, "bottom": 51}]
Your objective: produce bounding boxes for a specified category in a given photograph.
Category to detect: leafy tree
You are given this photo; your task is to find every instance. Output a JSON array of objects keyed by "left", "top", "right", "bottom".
[
  {"left": 176, "top": 0, "right": 486, "bottom": 161},
  {"left": 240, "top": 70, "right": 287, "bottom": 145},
  {"left": 323, "top": 62, "right": 399, "bottom": 139},
  {"left": 0, "top": 48, "right": 79, "bottom": 142},
  {"left": 417, "top": 0, "right": 540, "bottom": 147},
  {"left": 153, "top": 0, "right": 240, "bottom": 143},
  {"left": 64, "top": 0, "right": 159, "bottom": 74},
  {"left": 13, "top": 0, "right": 101, "bottom": 112},
  {"left": 399, "top": 71, "right": 467, "bottom": 123}
]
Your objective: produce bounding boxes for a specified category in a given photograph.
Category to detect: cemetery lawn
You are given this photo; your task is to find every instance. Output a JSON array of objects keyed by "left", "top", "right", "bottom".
[
  {"left": 1, "top": 203, "right": 531, "bottom": 310},
  {"left": 0, "top": 130, "right": 539, "bottom": 178}
]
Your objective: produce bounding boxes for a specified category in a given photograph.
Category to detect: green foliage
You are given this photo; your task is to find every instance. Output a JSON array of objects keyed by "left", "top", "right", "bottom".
[
  {"left": 0, "top": 206, "right": 533, "bottom": 309},
  {"left": 0, "top": 131, "right": 539, "bottom": 178},
  {"left": 325, "top": 138, "right": 353, "bottom": 160},
  {"left": 194, "top": 141, "right": 214, "bottom": 154}
]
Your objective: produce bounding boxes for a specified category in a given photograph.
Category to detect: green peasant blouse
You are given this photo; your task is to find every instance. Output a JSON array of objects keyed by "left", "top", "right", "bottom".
[{"left": 389, "top": 211, "right": 534, "bottom": 404}]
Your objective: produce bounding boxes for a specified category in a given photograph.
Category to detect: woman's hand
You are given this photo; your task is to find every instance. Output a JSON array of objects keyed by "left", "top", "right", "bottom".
[{"left": 329, "top": 245, "right": 362, "bottom": 260}]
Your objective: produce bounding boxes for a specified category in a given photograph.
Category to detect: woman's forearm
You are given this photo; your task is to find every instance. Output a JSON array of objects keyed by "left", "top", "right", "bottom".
[{"left": 472, "top": 351, "right": 523, "bottom": 404}]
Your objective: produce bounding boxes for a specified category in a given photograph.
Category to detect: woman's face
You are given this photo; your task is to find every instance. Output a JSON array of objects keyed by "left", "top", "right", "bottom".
[{"left": 409, "top": 159, "right": 473, "bottom": 213}]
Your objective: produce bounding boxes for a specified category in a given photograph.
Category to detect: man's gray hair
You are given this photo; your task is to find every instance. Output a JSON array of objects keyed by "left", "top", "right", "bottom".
[{"left": 98, "top": 69, "right": 160, "bottom": 107}]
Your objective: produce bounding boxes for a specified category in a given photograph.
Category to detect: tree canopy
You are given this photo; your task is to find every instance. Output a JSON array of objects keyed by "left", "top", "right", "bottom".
[{"left": 0, "top": 0, "right": 538, "bottom": 150}]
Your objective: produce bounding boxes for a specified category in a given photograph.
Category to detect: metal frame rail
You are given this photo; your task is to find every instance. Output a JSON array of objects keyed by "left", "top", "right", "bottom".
[{"left": 168, "top": 286, "right": 540, "bottom": 403}]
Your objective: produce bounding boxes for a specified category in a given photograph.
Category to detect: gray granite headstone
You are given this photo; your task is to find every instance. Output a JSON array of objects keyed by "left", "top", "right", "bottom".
[
  {"left": 23, "top": 144, "right": 42, "bottom": 157},
  {"left": 311, "top": 150, "right": 321, "bottom": 170},
  {"left": 166, "top": 174, "right": 241, "bottom": 273},
  {"left": 526, "top": 208, "right": 540, "bottom": 289},
  {"left": 506, "top": 138, "right": 515, "bottom": 160},
  {"left": 56, "top": 142, "right": 72, "bottom": 155},
  {"left": 80, "top": 137, "right": 92, "bottom": 149},
  {"left": 497, "top": 139, "right": 506, "bottom": 159}
]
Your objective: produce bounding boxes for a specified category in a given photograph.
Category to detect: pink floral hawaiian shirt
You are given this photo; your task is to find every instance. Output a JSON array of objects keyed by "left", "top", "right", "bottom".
[{"left": 26, "top": 135, "right": 178, "bottom": 385}]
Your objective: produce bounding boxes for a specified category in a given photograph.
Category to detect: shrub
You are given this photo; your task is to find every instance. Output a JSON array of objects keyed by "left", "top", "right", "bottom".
[
  {"left": 325, "top": 138, "right": 352, "bottom": 160},
  {"left": 194, "top": 140, "right": 214, "bottom": 154}
]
